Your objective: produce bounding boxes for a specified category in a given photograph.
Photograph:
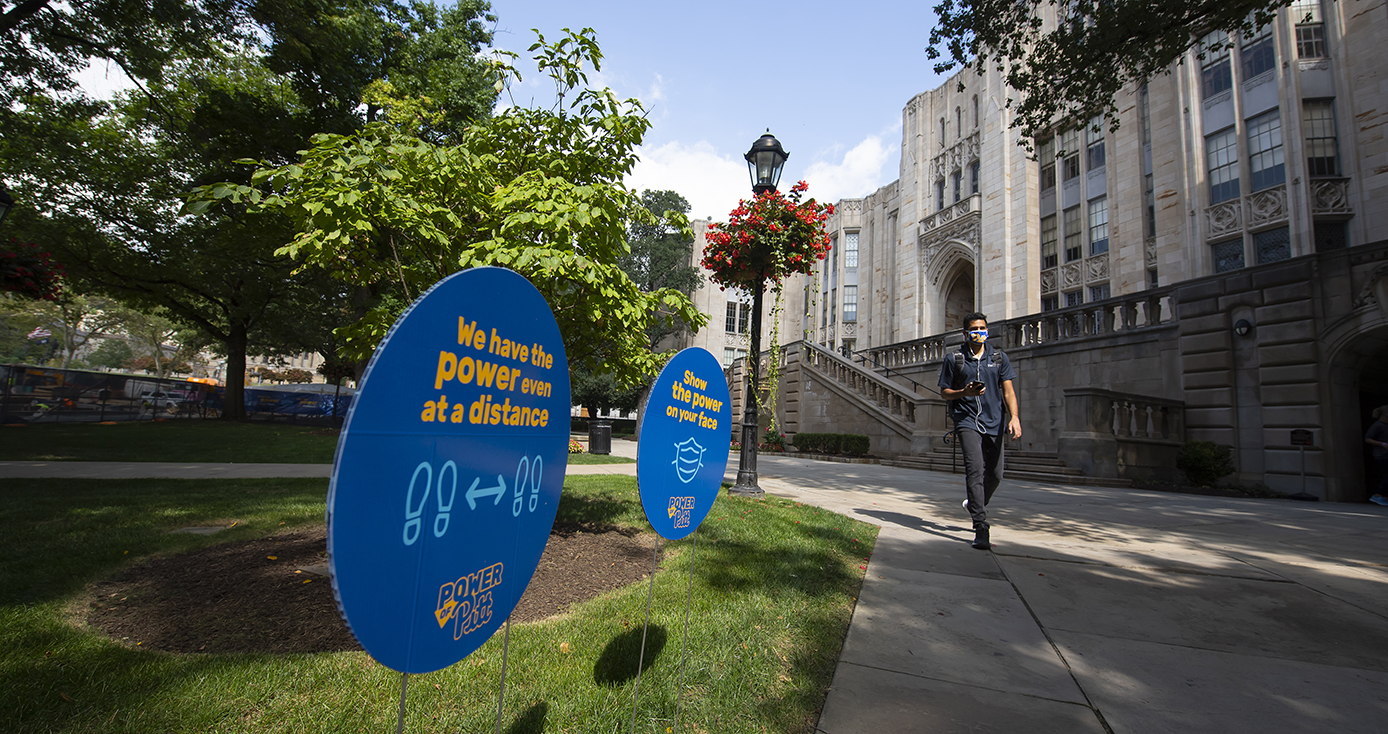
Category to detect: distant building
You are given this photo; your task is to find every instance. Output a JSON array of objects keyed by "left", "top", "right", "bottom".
[{"left": 677, "top": 0, "right": 1388, "bottom": 500}]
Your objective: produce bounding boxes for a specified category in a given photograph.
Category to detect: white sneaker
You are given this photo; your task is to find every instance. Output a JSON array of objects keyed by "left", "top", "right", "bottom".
[{"left": 962, "top": 498, "right": 970, "bottom": 512}]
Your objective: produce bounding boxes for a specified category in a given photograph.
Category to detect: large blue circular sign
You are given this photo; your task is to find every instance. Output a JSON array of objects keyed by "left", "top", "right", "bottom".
[
  {"left": 637, "top": 348, "right": 732, "bottom": 540},
  {"left": 328, "top": 267, "right": 569, "bottom": 673}
]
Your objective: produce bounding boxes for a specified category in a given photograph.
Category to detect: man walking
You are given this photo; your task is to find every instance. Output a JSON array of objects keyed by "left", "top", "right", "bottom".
[{"left": 938, "top": 312, "right": 1020, "bottom": 550}]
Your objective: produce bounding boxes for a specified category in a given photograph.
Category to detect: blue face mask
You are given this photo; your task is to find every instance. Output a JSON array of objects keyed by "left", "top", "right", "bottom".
[{"left": 967, "top": 328, "right": 989, "bottom": 344}]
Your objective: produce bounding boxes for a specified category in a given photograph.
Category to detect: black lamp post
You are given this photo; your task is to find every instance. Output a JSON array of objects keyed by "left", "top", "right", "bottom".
[
  {"left": 729, "top": 132, "right": 788, "bottom": 497},
  {"left": 0, "top": 185, "right": 14, "bottom": 228}
]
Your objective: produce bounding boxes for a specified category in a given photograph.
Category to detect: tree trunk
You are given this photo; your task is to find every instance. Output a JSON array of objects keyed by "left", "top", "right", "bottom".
[{"left": 222, "top": 325, "right": 248, "bottom": 421}]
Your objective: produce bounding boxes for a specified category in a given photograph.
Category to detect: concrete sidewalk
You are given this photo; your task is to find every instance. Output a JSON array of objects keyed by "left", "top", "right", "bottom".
[{"left": 8, "top": 442, "right": 1388, "bottom": 732}]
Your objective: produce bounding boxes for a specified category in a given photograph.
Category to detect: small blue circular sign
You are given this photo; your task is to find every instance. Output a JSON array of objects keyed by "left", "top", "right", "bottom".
[
  {"left": 328, "top": 267, "right": 569, "bottom": 673},
  {"left": 637, "top": 348, "right": 733, "bottom": 540}
]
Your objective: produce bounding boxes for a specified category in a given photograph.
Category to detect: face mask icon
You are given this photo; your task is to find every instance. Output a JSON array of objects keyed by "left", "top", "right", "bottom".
[
  {"left": 967, "top": 328, "right": 989, "bottom": 344},
  {"left": 673, "top": 437, "right": 706, "bottom": 484}
]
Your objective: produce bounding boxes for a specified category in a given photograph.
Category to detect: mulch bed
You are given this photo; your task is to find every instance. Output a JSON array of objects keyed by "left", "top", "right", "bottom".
[{"left": 79, "top": 523, "right": 660, "bottom": 655}]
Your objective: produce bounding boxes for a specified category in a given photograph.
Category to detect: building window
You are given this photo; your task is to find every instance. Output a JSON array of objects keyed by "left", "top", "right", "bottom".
[
  {"left": 1089, "top": 196, "right": 1109, "bottom": 255},
  {"left": 1039, "top": 137, "right": 1056, "bottom": 191},
  {"left": 939, "top": 117, "right": 946, "bottom": 146},
  {"left": 1212, "top": 238, "right": 1245, "bottom": 273},
  {"left": 970, "top": 160, "right": 980, "bottom": 195},
  {"left": 936, "top": 179, "right": 946, "bottom": 210},
  {"left": 1061, "top": 128, "right": 1081, "bottom": 181},
  {"left": 1041, "top": 215, "right": 1058, "bottom": 269},
  {"left": 951, "top": 170, "right": 962, "bottom": 203},
  {"left": 1042, "top": 295, "right": 1059, "bottom": 312},
  {"left": 1303, "top": 99, "right": 1339, "bottom": 177},
  {"left": 1241, "top": 22, "right": 1276, "bottom": 79},
  {"left": 1206, "top": 127, "right": 1240, "bottom": 204},
  {"left": 972, "top": 95, "right": 979, "bottom": 127},
  {"left": 1086, "top": 119, "right": 1106, "bottom": 171},
  {"left": 1089, "top": 283, "right": 1111, "bottom": 302},
  {"left": 830, "top": 288, "right": 837, "bottom": 324},
  {"left": 844, "top": 231, "right": 858, "bottom": 268},
  {"left": 1139, "top": 84, "right": 1152, "bottom": 147},
  {"left": 1144, "top": 173, "right": 1156, "bottom": 238},
  {"left": 1293, "top": 0, "right": 1326, "bottom": 58},
  {"left": 1247, "top": 109, "right": 1285, "bottom": 191},
  {"left": 1149, "top": 268, "right": 1159, "bottom": 287},
  {"left": 1063, "top": 206, "right": 1082, "bottom": 262},
  {"left": 956, "top": 106, "right": 962, "bottom": 137},
  {"left": 843, "top": 285, "right": 857, "bottom": 322},
  {"left": 1254, "top": 227, "right": 1291, "bottom": 264},
  {"left": 1065, "top": 290, "right": 1083, "bottom": 307},
  {"left": 726, "top": 300, "right": 750, "bottom": 334},
  {"left": 1315, "top": 220, "right": 1348, "bottom": 251},
  {"left": 722, "top": 348, "right": 746, "bottom": 367},
  {"left": 1200, "top": 31, "right": 1233, "bottom": 98}
]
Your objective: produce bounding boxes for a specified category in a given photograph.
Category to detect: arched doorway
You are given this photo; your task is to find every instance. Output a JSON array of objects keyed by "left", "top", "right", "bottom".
[
  {"left": 942, "top": 266, "right": 974, "bottom": 332},
  {"left": 1327, "top": 326, "right": 1388, "bottom": 502}
]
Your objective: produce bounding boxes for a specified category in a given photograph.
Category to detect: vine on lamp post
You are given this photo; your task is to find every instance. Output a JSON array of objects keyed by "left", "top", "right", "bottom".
[{"left": 702, "top": 179, "right": 833, "bottom": 495}]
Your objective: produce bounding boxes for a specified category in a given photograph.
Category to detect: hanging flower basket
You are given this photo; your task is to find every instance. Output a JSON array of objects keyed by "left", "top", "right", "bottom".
[{"left": 701, "top": 181, "right": 833, "bottom": 290}]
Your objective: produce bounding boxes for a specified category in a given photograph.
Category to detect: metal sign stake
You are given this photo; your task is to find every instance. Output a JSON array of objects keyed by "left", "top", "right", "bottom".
[
  {"left": 629, "top": 537, "right": 660, "bottom": 734},
  {"left": 395, "top": 672, "right": 409, "bottom": 734},
  {"left": 672, "top": 528, "right": 700, "bottom": 734},
  {"left": 494, "top": 615, "right": 513, "bottom": 734}
]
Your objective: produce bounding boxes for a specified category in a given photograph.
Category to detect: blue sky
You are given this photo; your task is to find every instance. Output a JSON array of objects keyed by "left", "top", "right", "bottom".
[
  {"left": 76, "top": 0, "right": 949, "bottom": 221},
  {"left": 490, "top": 0, "right": 946, "bottom": 219}
]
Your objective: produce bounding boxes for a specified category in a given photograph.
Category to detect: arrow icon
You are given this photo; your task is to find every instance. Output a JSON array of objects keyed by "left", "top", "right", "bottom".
[{"left": 465, "top": 475, "right": 507, "bottom": 510}]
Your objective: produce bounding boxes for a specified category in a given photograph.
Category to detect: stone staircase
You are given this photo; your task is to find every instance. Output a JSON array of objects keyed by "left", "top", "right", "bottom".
[{"left": 883, "top": 442, "right": 1135, "bottom": 488}]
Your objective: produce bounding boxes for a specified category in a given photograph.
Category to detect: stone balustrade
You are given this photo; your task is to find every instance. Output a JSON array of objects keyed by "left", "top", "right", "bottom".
[
  {"left": 1059, "top": 387, "right": 1186, "bottom": 482},
  {"left": 800, "top": 341, "right": 929, "bottom": 428},
  {"left": 862, "top": 286, "right": 1176, "bottom": 370},
  {"left": 1063, "top": 388, "right": 1185, "bottom": 442}
]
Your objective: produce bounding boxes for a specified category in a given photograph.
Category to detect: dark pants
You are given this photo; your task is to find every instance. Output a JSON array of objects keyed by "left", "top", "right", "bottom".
[
  {"left": 1376, "top": 455, "right": 1388, "bottom": 495},
  {"left": 960, "top": 428, "right": 1005, "bottom": 529}
]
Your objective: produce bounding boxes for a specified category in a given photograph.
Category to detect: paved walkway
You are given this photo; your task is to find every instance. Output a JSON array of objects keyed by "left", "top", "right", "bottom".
[{"left": 6, "top": 444, "right": 1388, "bottom": 732}]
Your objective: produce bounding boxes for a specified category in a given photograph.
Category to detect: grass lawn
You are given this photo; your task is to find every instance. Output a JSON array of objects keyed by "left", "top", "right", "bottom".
[
  {"left": 566, "top": 452, "right": 635, "bottom": 465},
  {"left": 0, "top": 422, "right": 340, "bottom": 463},
  {"left": 2, "top": 474, "right": 876, "bottom": 733}
]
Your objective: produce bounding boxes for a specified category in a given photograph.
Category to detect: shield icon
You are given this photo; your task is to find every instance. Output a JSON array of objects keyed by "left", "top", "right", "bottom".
[{"left": 672, "top": 437, "right": 706, "bottom": 484}]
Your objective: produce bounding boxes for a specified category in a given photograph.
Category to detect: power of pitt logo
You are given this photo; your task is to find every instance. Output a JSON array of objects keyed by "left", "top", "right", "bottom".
[
  {"left": 668, "top": 496, "right": 695, "bottom": 529},
  {"left": 434, "top": 562, "right": 503, "bottom": 640}
]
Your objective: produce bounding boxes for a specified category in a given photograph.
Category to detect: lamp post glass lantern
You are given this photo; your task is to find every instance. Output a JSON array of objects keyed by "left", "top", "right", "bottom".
[
  {"left": 745, "top": 132, "right": 788, "bottom": 196},
  {"left": 730, "top": 132, "right": 788, "bottom": 497}
]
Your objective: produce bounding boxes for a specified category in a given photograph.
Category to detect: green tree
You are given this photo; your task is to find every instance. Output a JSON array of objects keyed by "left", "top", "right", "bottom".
[
  {"left": 194, "top": 29, "right": 706, "bottom": 387},
  {"left": 4, "top": 2, "right": 500, "bottom": 417},
  {"left": 85, "top": 336, "right": 133, "bottom": 370},
  {"left": 620, "top": 189, "right": 702, "bottom": 350},
  {"left": 571, "top": 367, "right": 646, "bottom": 420},
  {"left": 926, "top": 0, "right": 1290, "bottom": 138}
]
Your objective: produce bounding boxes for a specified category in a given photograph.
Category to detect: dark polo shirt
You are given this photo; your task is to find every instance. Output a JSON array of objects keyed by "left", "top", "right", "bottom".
[{"left": 937, "top": 343, "right": 1017, "bottom": 435}]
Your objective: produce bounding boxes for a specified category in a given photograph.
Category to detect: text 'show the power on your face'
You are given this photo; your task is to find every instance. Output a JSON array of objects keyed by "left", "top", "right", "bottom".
[
  {"left": 327, "top": 267, "right": 570, "bottom": 674},
  {"left": 637, "top": 347, "right": 733, "bottom": 539}
]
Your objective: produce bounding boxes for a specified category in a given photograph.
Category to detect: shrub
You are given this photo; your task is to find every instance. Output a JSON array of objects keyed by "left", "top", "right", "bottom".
[
  {"left": 760, "top": 427, "right": 786, "bottom": 451},
  {"left": 789, "top": 432, "right": 870, "bottom": 456},
  {"left": 568, "top": 438, "right": 584, "bottom": 454},
  {"left": 1176, "top": 440, "right": 1235, "bottom": 487},
  {"left": 841, "top": 434, "right": 870, "bottom": 456}
]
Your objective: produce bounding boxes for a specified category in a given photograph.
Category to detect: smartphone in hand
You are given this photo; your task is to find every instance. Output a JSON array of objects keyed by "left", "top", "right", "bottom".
[{"left": 966, "top": 380, "right": 985, "bottom": 391}]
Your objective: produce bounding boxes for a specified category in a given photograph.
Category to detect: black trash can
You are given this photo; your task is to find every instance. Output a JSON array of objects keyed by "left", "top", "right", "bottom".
[{"left": 588, "top": 418, "right": 612, "bottom": 455}]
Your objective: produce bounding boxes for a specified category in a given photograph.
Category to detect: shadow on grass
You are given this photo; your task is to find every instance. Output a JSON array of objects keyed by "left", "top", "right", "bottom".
[
  {"left": 593, "top": 625, "right": 667, "bottom": 686},
  {"left": 505, "top": 700, "right": 548, "bottom": 734},
  {"left": 555, "top": 492, "right": 632, "bottom": 527}
]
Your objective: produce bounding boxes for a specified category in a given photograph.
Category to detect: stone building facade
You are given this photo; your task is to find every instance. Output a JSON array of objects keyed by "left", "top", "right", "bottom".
[{"left": 675, "top": 0, "right": 1387, "bottom": 500}]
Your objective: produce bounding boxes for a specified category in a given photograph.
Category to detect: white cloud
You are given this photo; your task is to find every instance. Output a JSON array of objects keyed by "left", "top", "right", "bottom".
[
  {"left": 646, "top": 73, "right": 665, "bottom": 103},
  {"left": 627, "top": 140, "right": 748, "bottom": 222},
  {"left": 801, "top": 135, "right": 894, "bottom": 205}
]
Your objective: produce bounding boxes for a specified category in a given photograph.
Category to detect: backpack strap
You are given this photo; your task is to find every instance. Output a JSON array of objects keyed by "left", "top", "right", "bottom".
[{"left": 951, "top": 350, "right": 966, "bottom": 391}]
